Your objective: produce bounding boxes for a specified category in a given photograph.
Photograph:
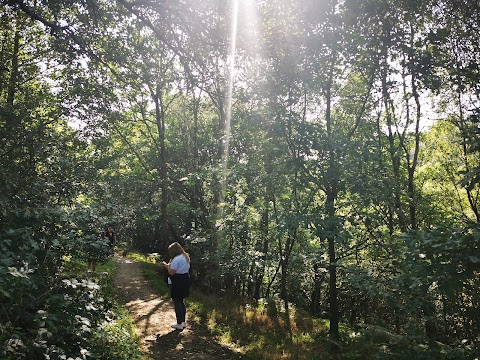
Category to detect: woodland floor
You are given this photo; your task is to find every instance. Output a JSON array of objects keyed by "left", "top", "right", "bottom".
[{"left": 113, "top": 255, "right": 245, "bottom": 360}]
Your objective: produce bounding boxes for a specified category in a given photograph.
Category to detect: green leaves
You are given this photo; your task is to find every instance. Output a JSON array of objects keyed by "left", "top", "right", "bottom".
[{"left": 1, "top": 0, "right": 480, "bottom": 356}]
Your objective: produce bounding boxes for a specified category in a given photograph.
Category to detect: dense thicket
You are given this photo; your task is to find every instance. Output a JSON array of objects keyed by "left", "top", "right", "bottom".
[{"left": 1, "top": 0, "right": 479, "bottom": 358}]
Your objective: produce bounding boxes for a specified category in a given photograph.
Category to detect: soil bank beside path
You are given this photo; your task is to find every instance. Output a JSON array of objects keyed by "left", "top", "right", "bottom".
[{"left": 113, "top": 255, "right": 245, "bottom": 360}]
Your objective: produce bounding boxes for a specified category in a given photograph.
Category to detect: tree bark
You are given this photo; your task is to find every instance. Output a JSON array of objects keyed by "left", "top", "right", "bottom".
[
  {"left": 7, "top": 26, "right": 20, "bottom": 107},
  {"left": 151, "top": 83, "right": 169, "bottom": 252},
  {"left": 405, "top": 25, "right": 421, "bottom": 230},
  {"left": 324, "top": 38, "right": 340, "bottom": 344},
  {"left": 454, "top": 58, "right": 480, "bottom": 222},
  {"left": 381, "top": 44, "right": 407, "bottom": 233},
  {"left": 254, "top": 197, "right": 269, "bottom": 300},
  {"left": 310, "top": 262, "right": 324, "bottom": 316}
]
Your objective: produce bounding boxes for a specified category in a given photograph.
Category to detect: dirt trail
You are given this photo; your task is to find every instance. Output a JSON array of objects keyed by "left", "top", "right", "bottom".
[{"left": 113, "top": 255, "right": 244, "bottom": 360}]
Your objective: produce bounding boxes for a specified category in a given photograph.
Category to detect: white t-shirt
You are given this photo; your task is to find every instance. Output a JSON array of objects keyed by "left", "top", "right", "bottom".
[{"left": 170, "top": 254, "right": 190, "bottom": 275}]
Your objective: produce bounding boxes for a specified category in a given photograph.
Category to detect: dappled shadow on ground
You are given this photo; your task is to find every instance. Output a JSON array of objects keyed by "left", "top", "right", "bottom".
[
  {"left": 113, "top": 256, "right": 158, "bottom": 302},
  {"left": 114, "top": 255, "right": 247, "bottom": 359},
  {"left": 114, "top": 255, "right": 177, "bottom": 351},
  {"left": 148, "top": 322, "right": 245, "bottom": 360}
]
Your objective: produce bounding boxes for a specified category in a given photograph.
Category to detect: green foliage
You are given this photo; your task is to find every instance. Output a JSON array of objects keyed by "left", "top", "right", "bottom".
[
  {"left": 66, "top": 206, "right": 116, "bottom": 264},
  {"left": 135, "top": 248, "right": 476, "bottom": 359},
  {"left": 343, "top": 325, "right": 475, "bottom": 360},
  {"left": 2, "top": 0, "right": 480, "bottom": 357},
  {"left": 89, "top": 306, "right": 142, "bottom": 360},
  {"left": 345, "top": 225, "right": 480, "bottom": 345},
  {"left": 0, "top": 19, "right": 129, "bottom": 356},
  {"left": 1, "top": 259, "right": 142, "bottom": 360}
]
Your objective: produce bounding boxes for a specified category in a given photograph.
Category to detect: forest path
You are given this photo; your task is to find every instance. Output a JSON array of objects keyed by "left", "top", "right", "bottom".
[{"left": 113, "top": 255, "right": 244, "bottom": 360}]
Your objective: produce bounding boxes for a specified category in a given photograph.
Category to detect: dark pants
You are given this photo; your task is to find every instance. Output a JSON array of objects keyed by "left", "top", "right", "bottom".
[{"left": 172, "top": 297, "right": 186, "bottom": 324}]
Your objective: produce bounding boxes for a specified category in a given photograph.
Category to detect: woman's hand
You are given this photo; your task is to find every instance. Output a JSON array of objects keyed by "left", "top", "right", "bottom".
[{"left": 163, "top": 260, "right": 176, "bottom": 275}]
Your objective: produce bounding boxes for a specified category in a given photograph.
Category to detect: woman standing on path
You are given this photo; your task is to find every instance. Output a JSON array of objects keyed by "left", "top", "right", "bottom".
[{"left": 163, "top": 242, "right": 191, "bottom": 330}]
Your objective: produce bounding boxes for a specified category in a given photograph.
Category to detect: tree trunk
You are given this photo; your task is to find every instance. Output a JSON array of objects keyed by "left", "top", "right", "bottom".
[
  {"left": 324, "top": 42, "right": 340, "bottom": 345},
  {"left": 7, "top": 26, "right": 20, "bottom": 107},
  {"left": 280, "top": 234, "right": 295, "bottom": 343},
  {"left": 254, "top": 199, "right": 269, "bottom": 300},
  {"left": 152, "top": 83, "right": 169, "bottom": 252},
  {"left": 188, "top": 93, "right": 207, "bottom": 231},
  {"left": 405, "top": 26, "right": 421, "bottom": 230},
  {"left": 310, "top": 262, "right": 324, "bottom": 316},
  {"left": 381, "top": 50, "right": 407, "bottom": 233},
  {"left": 326, "top": 190, "right": 339, "bottom": 344},
  {"left": 455, "top": 62, "right": 480, "bottom": 222}
]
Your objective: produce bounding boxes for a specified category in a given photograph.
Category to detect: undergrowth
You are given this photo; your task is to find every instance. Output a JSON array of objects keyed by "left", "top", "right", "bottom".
[
  {"left": 62, "top": 257, "right": 143, "bottom": 360},
  {"left": 1, "top": 255, "right": 142, "bottom": 359},
  {"left": 129, "top": 252, "right": 478, "bottom": 360}
]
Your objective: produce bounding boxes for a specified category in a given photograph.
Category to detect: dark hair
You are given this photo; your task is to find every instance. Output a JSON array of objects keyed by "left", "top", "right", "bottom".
[{"left": 168, "top": 242, "right": 190, "bottom": 263}]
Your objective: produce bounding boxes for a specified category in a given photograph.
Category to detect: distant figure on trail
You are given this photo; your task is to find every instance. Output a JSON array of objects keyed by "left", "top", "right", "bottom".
[
  {"left": 87, "top": 257, "right": 97, "bottom": 272},
  {"left": 163, "top": 242, "right": 191, "bottom": 330},
  {"left": 103, "top": 226, "right": 116, "bottom": 250}
]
